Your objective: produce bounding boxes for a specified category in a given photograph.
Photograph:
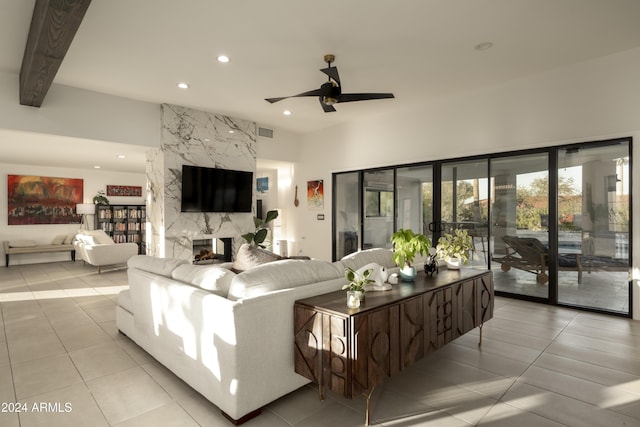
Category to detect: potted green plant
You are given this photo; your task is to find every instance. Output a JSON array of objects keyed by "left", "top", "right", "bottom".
[
  {"left": 92, "top": 190, "right": 109, "bottom": 205},
  {"left": 436, "top": 228, "right": 474, "bottom": 269},
  {"left": 342, "top": 267, "right": 374, "bottom": 308},
  {"left": 390, "top": 229, "right": 432, "bottom": 281},
  {"left": 241, "top": 210, "right": 278, "bottom": 248}
]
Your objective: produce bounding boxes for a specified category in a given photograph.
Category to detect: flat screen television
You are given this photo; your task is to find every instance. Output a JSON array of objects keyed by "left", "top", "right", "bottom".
[{"left": 181, "top": 165, "right": 253, "bottom": 213}]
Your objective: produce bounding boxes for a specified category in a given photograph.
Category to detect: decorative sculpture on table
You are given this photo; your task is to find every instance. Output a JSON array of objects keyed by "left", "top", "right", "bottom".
[{"left": 424, "top": 247, "right": 439, "bottom": 276}]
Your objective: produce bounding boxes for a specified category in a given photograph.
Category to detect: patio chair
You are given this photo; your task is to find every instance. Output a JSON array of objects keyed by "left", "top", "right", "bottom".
[{"left": 493, "top": 235, "right": 582, "bottom": 284}]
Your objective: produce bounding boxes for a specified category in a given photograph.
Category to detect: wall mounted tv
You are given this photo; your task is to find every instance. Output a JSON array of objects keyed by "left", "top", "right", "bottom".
[{"left": 181, "top": 165, "right": 253, "bottom": 213}]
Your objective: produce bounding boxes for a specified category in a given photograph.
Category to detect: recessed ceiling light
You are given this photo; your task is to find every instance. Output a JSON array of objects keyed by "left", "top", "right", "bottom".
[
  {"left": 474, "top": 42, "right": 493, "bottom": 51},
  {"left": 217, "top": 55, "right": 230, "bottom": 63},
  {"left": 116, "top": 154, "right": 126, "bottom": 159},
  {"left": 204, "top": 138, "right": 210, "bottom": 142},
  {"left": 93, "top": 165, "right": 101, "bottom": 169},
  {"left": 228, "top": 130, "right": 235, "bottom": 134},
  {"left": 283, "top": 110, "right": 292, "bottom": 116},
  {"left": 177, "top": 82, "right": 190, "bottom": 89}
]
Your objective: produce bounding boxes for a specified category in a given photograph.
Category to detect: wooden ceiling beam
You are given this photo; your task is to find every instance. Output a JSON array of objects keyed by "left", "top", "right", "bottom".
[{"left": 19, "top": 0, "right": 92, "bottom": 107}]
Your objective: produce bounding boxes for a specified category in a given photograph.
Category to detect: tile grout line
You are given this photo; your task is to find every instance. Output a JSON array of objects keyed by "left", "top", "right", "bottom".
[{"left": 474, "top": 306, "right": 580, "bottom": 426}]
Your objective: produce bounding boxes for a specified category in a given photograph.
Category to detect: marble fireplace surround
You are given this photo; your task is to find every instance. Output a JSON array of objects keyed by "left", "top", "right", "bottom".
[{"left": 146, "top": 104, "right": 256, "bottom": 261}]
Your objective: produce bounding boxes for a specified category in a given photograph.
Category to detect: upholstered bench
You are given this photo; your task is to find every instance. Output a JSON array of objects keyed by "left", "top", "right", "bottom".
[{"left": 4, "top": 238, "right": 76, "bottom": 267}]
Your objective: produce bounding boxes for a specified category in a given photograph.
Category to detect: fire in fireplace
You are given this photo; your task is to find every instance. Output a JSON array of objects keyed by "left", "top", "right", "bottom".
[{"left": 192, "top": 238, "right": 232, "bottom": 264}]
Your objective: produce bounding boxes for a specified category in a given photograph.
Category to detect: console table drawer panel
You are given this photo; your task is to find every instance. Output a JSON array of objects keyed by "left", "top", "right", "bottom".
[
  {"left": 325, "top": 314, "right": 349, "bottom": 396},
  {"left": 293, "top": 306, "right": 323, "bottom": 385},
  {"left": 475, "top": 274, "right": 494, "bottom": 325},
  {"left": 350, "top": 306, "right": 400, "bottom": 397},
  {"left": 400, "top": 296, "right": 424, "bottom": 369},
  {"left": 425, "top": 287, "right": 454, "bottom": 352},
  {"left": 453, "top": 279, "right": 476, "bottom": 339}
]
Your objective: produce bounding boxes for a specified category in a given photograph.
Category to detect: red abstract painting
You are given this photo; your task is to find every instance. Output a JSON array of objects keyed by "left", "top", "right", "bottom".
[{"left": 7, "top": 175, "right": 83, "bottom": 225}]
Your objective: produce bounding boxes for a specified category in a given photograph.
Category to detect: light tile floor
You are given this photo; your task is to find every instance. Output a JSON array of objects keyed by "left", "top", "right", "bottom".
[{"left": 1, "top": 261, "right": 639, "bottom": 426}]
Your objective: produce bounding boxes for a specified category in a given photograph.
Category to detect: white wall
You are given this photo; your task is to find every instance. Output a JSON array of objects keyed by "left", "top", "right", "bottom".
[
  {"left": 1, "top": 162, "right": 145, "bottom": 265},
  {"left": 0, "top": 71, "right": 160, "bottom": 147}
]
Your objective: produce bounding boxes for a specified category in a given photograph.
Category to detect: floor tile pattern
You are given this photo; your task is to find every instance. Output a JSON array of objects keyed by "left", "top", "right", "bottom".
[{"left": 1, "top": 261, "right": 638, "bottom": 426}]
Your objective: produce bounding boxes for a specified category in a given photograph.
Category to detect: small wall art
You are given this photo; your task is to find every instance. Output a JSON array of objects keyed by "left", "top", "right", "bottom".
[
  {"left": 307, "top": 179, "right": 324, "bottom": 210},
  {"left": 256, "top": 177, "right": 269, "bottom": 193},
  {"left": 107, "top": 185, "right": 142, "bottom": 197},
  {"left": 8, "top": 175, "right": 83, "bottom": 225}
]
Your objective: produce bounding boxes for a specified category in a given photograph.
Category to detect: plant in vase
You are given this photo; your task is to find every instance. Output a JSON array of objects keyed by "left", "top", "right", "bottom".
[
  {"left": 390, "top": 229, "right": 432, "bottom": 281},
  {"left": 343, "top": 267, "right": 374, "bottom": 308},
  {"left": 436, "top": 228, "right": 474, "bottom": 269}
]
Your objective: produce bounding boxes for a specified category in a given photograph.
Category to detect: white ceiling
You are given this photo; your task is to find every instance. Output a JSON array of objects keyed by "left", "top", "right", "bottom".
[{"left": 2, "top": 0, "right": 640, "bottom": 173}]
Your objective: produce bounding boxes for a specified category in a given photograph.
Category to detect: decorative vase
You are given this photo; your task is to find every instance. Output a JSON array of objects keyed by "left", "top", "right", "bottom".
[
  {"left": 446, "top": 257, "right": 461, "bottom": 270},
  {"left": 346, "top": 290, "right": 363, "bottom": 308},
  {"left": 399, "top": 265, "right": 417, "bottom": 281}
]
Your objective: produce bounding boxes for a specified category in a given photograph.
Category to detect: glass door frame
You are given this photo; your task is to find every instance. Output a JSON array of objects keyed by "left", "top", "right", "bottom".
[{"left": 331, "top": 138, "right": 632, "bottom": 317}]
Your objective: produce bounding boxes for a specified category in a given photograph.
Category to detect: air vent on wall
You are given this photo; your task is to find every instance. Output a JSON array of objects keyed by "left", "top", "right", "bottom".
[{"left": 258, "top": 127, "right": 274, "bottom": 138}]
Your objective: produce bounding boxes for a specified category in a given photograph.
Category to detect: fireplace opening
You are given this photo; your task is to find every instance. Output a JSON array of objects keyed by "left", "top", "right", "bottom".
[{"left": 192, "top": 237, "right": 232, "bottom": 264}]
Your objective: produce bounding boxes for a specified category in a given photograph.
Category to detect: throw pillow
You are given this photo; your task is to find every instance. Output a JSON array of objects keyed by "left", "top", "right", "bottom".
[
  {"left": 63, "top": 234, "right": 75, "bottom": 244},
  {"left": 171, "top": 264, "right": 236, "bottom": 297},
  {"left": 85, "top": 230, "right": 114, "bottom": 245},
  {"left": 51, "top": 235, "right": 66, "bottom": 245},
  {"left": 232, "top": 243, "right": 283, "bottom": 272},
  {"left": 9, "top": 240, "right": 37, "bottom": 248}
]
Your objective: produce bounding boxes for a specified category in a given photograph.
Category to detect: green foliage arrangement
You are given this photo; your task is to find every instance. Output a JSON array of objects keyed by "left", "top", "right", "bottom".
[
  {"left": 390, "top": 229, "right": 432, "bottom": 267},
  {"left": 241, "top": 210, "right": 279, "bottom": 248},
  {"left": 342, "top": 267, "right": 374, "bottom": 292},
  {"left": 92, "top": 190, "right": 109, "bottom": 205},
  {"left": 436, "top": 228, "right": 474, "bottom": 264}
]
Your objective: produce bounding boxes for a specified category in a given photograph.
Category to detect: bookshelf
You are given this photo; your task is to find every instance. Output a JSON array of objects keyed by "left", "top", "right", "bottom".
[{"left": 95, "top": 204, "right": 146, "bottom": 254}]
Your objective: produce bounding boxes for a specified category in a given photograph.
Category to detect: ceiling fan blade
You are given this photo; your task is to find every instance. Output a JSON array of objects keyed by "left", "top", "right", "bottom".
[
  {"left": 265, "top": 88, "right": 328, "bottom": 103},
  {"left": 320, "top": 66, "right": 341, "bottom": 86},
  {"left": 337, "top": 93, "right": 395, "bottom": 103},
  {"left": 319, "top": 97, "right": 336, "bottom": 113}
]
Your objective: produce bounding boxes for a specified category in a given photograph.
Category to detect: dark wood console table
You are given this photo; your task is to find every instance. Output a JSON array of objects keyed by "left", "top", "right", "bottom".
[{"left": 294, "top": 269, "right": 494, "bottom": 424}]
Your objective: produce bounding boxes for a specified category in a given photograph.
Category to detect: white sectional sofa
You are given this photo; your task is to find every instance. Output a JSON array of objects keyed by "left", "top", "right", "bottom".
[
  {"left": 74, "top": 229, "right": 139, "bottom": 273},
  {"left": 116, "top": 248, "right": 397, "bottom": 424}
]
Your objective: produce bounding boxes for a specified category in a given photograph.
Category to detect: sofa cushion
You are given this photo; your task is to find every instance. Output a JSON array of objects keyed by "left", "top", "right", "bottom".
[
  {"left": 84, "top": 229, "right": 114, "bottom": 245},
  {"left": 340, "top": 248, "right": 395, "bottom": 270},
  {"left": 232, "top": 243, "right": 283, "bottom": 272},
  {"left": 63, "top": 234, "right": 75, "bottom": 244},
  {"left": 8, "top": 240, "right": 37, "bottom": 248},
  {"left": 171, "top": 264, "right": 236, "bottom": 296},
  {"left": 227, "top": 259, "right": 342, "bottom": 300},
  {"left": 127, "top": 255, "right": 189, "bottom": 278},
  {"left": 51, "top": 234, "right": 67, "bottom": 245},
  {"left": 118, "top": 289, "right": 133, "bottom": 313}
]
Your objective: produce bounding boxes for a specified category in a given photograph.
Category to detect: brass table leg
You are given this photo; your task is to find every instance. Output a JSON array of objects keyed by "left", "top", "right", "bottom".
[
  {"left": 318, "top": 383, "right": 324, "bottom": 401},
  {"left": 364, "top": 386, "right": 376, "bottom": 426},
  {"left": 478, "top": 323, "right": 483, "bottom": 347}
]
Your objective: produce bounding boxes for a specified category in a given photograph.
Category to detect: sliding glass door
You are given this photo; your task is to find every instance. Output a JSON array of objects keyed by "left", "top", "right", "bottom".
[
  {"left": 333, "top": 172, "right": 360, "bottom": 260},
  {"left": 332, "top": 137, "right": 631, "bottom": 316},
  {"left": 557, "top": 142, "right": 630, "bottom": 313},
  {"left": 363, "top": 169, "right": 395, "bottom": 250},
  {"left": 490, "top": 153, "right": 550, "bottom": 299},
  {"left": 396, "top": 165, "right": 434, "bottom": 242},
  {"left": 440, "top": 159, "right": 489, "bottom": 269}
]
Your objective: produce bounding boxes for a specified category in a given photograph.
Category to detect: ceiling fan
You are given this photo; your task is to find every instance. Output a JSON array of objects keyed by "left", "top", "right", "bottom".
[{"left": 265, "top": 54, "right": 394, "bottom": 113}]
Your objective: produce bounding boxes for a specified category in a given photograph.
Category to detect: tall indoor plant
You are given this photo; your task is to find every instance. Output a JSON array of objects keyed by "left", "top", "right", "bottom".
[
  {"left": 241, "top": 210, "right": 279, "bottom": 248},
  {"left": 390, "top": 229, "right": 431, "bottom": 281}
]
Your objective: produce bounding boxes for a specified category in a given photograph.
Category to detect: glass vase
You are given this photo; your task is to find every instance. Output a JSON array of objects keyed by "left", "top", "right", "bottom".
[{"left": 346, "top": 290, "right": 363, "bottom": 308}]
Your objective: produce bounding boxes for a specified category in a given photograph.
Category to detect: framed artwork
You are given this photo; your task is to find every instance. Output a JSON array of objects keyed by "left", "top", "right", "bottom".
[
  {"left": 107, "top": 185, "right": 142, "bottom": 197},
  {"left": 307, "top": 179, "right": 324, "bottom": 210},
  {"left": 256, "top": 177, "right": 269, "bottom": 193},
  {"left": 8, "top": 175, "right": 83, "bottom": 225}
]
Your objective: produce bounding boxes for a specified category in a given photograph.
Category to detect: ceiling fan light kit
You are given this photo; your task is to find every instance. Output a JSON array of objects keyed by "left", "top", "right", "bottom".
[{"left": 265, "top": 54, "right": 394, "bottom": 113}]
